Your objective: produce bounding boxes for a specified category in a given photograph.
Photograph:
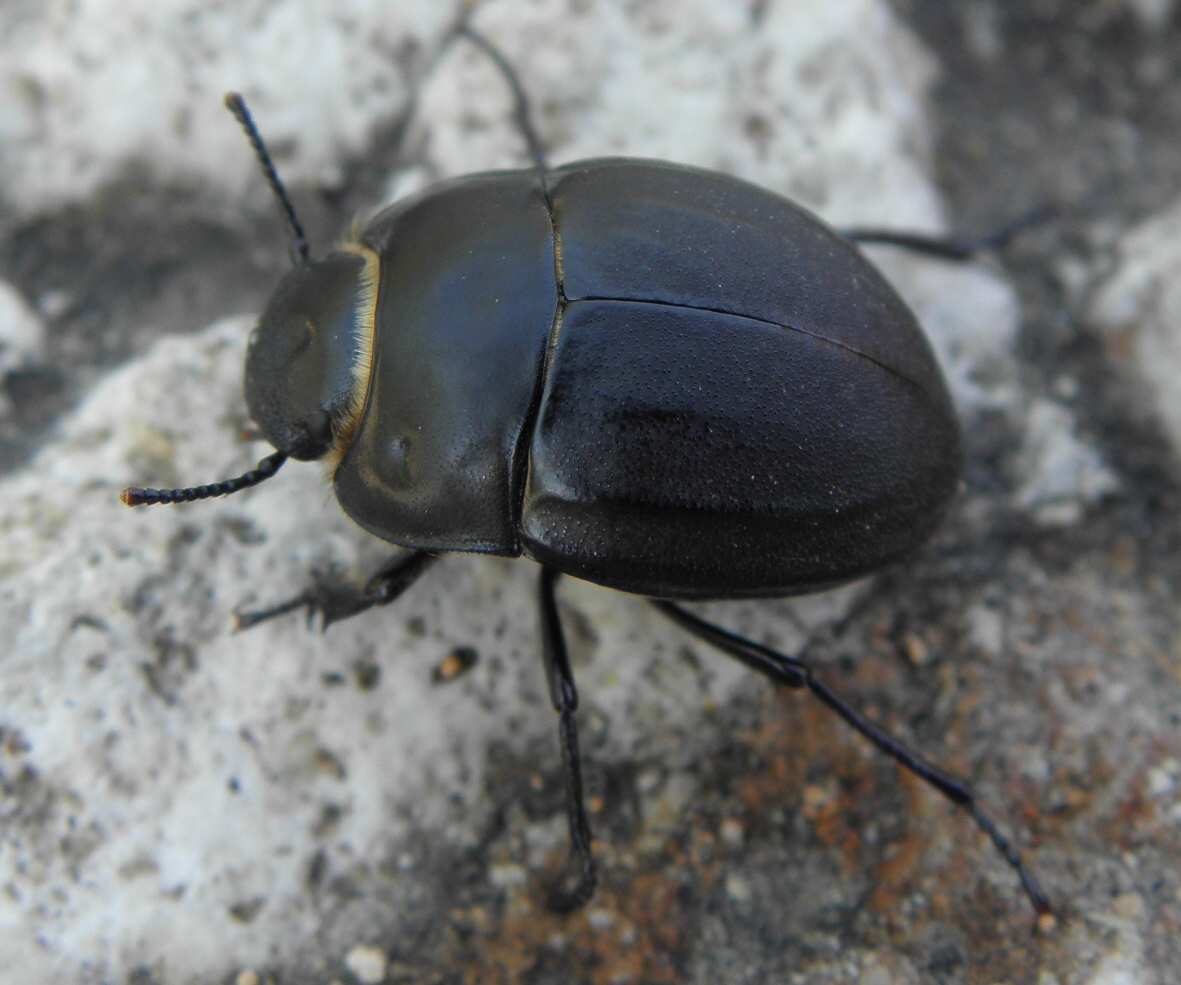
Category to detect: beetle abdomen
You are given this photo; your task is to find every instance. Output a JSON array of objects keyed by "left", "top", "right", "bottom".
[{"left": 520, "top": 160, "right": 961, "bottom": 597}]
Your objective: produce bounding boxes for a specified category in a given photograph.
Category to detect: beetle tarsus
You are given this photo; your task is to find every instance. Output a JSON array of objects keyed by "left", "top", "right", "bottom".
[
  {"left": 652, "top": 599, "right": 1052, "bottom": 918},
  {"left": 538, "top": 568, "right": 599, "bottom": 913},
  {"left": 233, "top": 550, "right": 437, "bottom": 633},
  {"left": 232, "top": 576, "right": 365, "bottom": 633},
  {"left": 232, "top": 593, "right": 311, "bottom": 632},
  {"left": 968, "top": 803, "right": 1052, "bottom": 918}
]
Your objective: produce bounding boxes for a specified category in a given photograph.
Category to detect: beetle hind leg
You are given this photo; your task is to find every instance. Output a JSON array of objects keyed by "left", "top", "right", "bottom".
[
  {"left": 457, "top": 25, "right": 550, "bottom": 177},
  {"left": 233, "top": 550, "right": 437, "bottom": 633},
  {"left": 651, "top": 600, "right": 1053, "bottom": 923},
  {"left": 842, "top": 202, "right": 1058, "bottom": 261},
  {"left": 536, "top": 567, "right": 598, "bottom": 912}
]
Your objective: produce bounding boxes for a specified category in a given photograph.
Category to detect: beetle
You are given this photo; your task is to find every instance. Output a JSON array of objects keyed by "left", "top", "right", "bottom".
[{"left": 121, "top": 24, "right": 1051, "bottom": 920}]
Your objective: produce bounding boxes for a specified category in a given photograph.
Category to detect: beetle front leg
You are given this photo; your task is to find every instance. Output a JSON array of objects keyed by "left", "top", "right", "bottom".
[
  {"left": 233, "top": 550, "right": 437, "bottom": 633},
  {"left": 651, "top": 600, "right": 1053, "bottom": 924},
  {"left": 537, "top": 567, "right": 598, "bottom": 912}
]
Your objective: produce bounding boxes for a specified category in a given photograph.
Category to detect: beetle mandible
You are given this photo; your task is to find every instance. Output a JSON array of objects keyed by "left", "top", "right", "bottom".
[{"left": 121, "top": 24, "right": 1051, "bottom": 920}]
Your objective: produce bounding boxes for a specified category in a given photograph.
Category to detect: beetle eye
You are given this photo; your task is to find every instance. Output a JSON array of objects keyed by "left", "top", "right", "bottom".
[{"left": 306, "top": 409, "right": 332, "bottom": 444}]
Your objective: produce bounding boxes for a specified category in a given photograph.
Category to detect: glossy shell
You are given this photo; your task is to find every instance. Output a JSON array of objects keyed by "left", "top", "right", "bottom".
[{"left": 332, "top": 158, "right": 961, "bottom": 598}]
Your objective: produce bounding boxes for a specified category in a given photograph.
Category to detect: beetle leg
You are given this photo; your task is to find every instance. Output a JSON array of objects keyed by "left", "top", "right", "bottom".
[
  {"left": 233, "top": 550, "right": 437, "bottom": 633},
  {"left": 842, "top": 202, "right": 1057, "bottom": 262},
  {"left": 537, "top": 567, "right": 598, "bottom": 912},
  {"left": 651, "top": 600, "right": 1052, "bottom": 920},
  {"left": 458, "top": 25, "right": 550, "bottom": 177}
]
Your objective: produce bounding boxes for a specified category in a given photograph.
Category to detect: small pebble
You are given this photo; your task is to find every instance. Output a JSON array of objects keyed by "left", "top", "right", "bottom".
[
  {"left": 726, "top": 873, "right": 752, "bottom": 902},
  {"left": 720, "top": 817, "right": 745, "bottom": 847},
  {"left": 345, "top": 945, "right": 388, "bottom": 984},
  {"left": 489, "top": 862, "right": 527, "bottom": 888}
]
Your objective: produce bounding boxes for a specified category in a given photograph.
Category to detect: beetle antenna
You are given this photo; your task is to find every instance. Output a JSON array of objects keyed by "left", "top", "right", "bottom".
[
  {"left": 121, "top": 451, "right": 288, "bottom": 507},
  {"left": 224, "top": 92, "right": 311, "bottom": 265}
]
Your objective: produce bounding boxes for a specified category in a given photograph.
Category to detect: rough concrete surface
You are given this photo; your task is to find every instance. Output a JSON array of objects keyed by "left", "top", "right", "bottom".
[{"left": 1, "top": 1, "right": 1178, "bottom": 983}]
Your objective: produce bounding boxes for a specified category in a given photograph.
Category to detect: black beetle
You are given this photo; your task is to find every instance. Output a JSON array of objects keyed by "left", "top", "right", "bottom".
[{"left": 122, "top": 25, "right": 1050, "bottom": 919}]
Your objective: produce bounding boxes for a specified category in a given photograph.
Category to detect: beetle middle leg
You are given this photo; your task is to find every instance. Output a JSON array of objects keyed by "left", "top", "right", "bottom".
[
  {"left": 233, "top": 550, "right": 437, "bottom": 633},
  {"left": 651, "top": 600, "right": 1052, "bottom": 921},
  {"left": 537, "top": 567, "right": 598, "bottom": 912}
]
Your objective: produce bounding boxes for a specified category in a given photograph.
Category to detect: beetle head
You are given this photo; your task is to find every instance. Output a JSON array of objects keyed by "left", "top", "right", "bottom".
[
  {"left": 246, "top": 247, "right": 377, "bottom": 461},
  {"left": 119, "top": 93, "right": 377, "bottom": 509}
]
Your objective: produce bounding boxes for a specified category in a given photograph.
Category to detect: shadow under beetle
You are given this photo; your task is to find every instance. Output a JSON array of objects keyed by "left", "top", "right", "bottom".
[{"left": 122, "top": 24, "right": 1052, "bottom": 922}]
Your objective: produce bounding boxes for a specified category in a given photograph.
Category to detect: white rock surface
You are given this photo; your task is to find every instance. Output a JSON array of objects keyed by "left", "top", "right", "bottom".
[
  {"left": 0, "top": 2, "right": 455, "bottom": 216},
  {"left": 0, "top": 281, "right": 45, "bottom": 376},
  {"left": 0, "top": 1, "right": 1144, "bottom": 982},
  {"left": 1091, "top": 193, "right": 1181, "bottom": 457}
]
